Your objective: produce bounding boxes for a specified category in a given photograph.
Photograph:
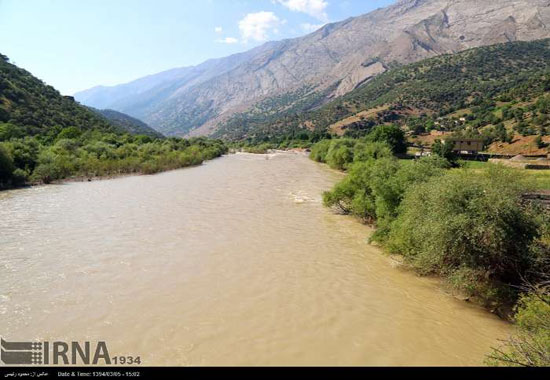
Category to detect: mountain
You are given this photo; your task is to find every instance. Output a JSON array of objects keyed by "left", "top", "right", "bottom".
[
  {"left": 90, "top": 108, "right": 164, "bottom": 138},
  {"left": 75, "top": 0, "right": 550, "bottom": 137},
  {"left": 0, "top": 53, "right": 163, "bottom": 138},
  {"left": 0, "top": 53, "right": 114, "bottom": 136},
  {"left": 219, "top": 38, "right": 550, "bottom": 141}
]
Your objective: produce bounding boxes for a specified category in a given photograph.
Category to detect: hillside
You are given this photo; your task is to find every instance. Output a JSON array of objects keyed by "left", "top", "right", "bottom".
[
  {"left": 90, "top": 108, "right": 164, "bottom": 138},
  {"left": 218, "top": 38, "right": 550, "bottom": 152},
  {"left": 75, "top": 0, "right": 550, "bottom": 137},
  {"left": 0, "top": 53, "right": 116, "bottom": 136},
  {"left": 0, "top": 54, "right": 227, "bottom": 190},
  {"left": 0, "top": 53, "right": 166, "bottom": 140}
]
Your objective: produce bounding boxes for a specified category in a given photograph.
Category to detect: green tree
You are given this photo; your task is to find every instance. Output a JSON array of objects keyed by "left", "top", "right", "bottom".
[
  {"left": 432, "top": 139, "right": 456, "bottom": 163},
  {"left": 325, "top": 139, "right": 355, "bottom": 170},
  {"left": 310, "top": 140, "right": 331, "bottom": 163},
  {"left": 0, "top": 144, "right": 15, "bottom": 185},
  {"left": 367, "top": 125, "right": 407, "bottom": 154}
]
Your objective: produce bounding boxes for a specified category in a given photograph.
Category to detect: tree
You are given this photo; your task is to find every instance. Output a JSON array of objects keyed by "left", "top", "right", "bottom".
[
  {"left": 535, "top": 135, "right": 545, "bottom": 149},
  {"left": 432, "top": 139, "right": 456, "bottom": 162},
  {"left": 496, "top": 123, "right": 508, "bottom": 143},
  {"left": 367, "top": 124, "right": 407, "bottom": 154},
  {"left": 325, "top": 141, "right": 354, "bottom": 170},
  {"left": 56, "top": 126, "right": 82, "bottom": 140},
  {"left": 0, "top": 144, "right": 15, "bottom": 184}
]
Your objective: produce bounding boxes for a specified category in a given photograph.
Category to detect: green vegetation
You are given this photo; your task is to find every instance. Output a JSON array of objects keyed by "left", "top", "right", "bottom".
[
  {"left": 89, "top": 108, "right": 164, "bottom": 138},
  {"left": 0, "top": 130, "right": 227, "bottom": 188},
  {"left": 0, "top": 54, "right": 115, "bottom": 136},
  {"left": 216, "top": 39, "right": 550, "bottom": 147},
  {"left": 312, "top": 136, "right": 550, "bottom": 366},
  {"left": 309, "top": 125, "right": 406, "bottom": 170},
  {"left": 387, "top": 166, "right": 543, "bottom": 308},
  {"left": 530, "top": 170, "right": 550, "bottom": 191},
  {"left": 488, "top": 287, "right": 550, "bottom": 367},
  {"left": 0, "top": 54, "right": 227, "bottom": 189},
  {"left": 228, "top": 129, "right": 331, "bottom": 152}
]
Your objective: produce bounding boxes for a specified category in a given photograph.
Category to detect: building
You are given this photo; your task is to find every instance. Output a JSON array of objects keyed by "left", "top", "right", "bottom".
[{"left": 442, "top": 138, "right": 484, "bottom": 155}]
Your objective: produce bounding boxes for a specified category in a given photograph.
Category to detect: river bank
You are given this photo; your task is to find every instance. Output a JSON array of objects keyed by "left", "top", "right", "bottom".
[
  {"left": 0, "top": 152, "right": 512, "bottom": 366},
  {"left": 310, "top": 137, "right": 550, "bottom": 366}
]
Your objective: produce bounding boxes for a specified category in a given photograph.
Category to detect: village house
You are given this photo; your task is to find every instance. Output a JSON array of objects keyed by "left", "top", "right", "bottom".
[{"left": 442, "top": 138, "right": 485, "bottom": 154}]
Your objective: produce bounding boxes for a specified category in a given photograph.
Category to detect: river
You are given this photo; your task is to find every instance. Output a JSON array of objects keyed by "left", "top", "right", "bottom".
[{"left": 0, "top": 152, "right": 511, "bottom": 366}]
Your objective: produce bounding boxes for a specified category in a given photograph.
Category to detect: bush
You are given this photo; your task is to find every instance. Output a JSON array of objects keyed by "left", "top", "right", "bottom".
[
  {"left": 31, "top": 163, "right": 62, "bottom": 184},
  {"left": 387, "top": 165, "right": 540, "bottom": 306},
  {"left": 56, "top": 127, "right": 82, "bottom": 141},
  {"left": 366, "top": 124, "right": 407, "bottom": 154},
  {"left": 0, "top": 144, "right": 15, "bottom": 184},
  {"left": 323, "top": 159, "right": 381, "bottom": 222},
  {"left": 432, "top": 139, "right": 457, "bottom": 163},
  {"left": 370, "top": 156, "right": 450, "bottom": 240},
  {"left": 487, "top": 290, "right": 550, "bottom": 367},
  {"left": 353, "top": 141, "right": 393, "bottom": 162},
  {"left": 325, "top": 139, "right": 355, "bottom": 170},
  {"left": 323, "top": 156, "right": 449, "bottom": 230},
  {"left": 0, "top": 127, "right": 228, "bottom": 188},
  {"left": 310, "top": 140, "right": 332, "bottom": 162},
  {"left": 11, "top": 168, "right": 29, "bottom": 186}
]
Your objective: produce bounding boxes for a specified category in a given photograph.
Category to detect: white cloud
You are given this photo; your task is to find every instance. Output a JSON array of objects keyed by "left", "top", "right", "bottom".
[
  {"left": 275, "top": 0, "right": 329, "bottom": 22},
  {"left": 301, "top": 22, "right": 326, "bottom": 33},
  {"left": 239, "top": 11, "right": 282, "bottom": 42},
  {"left": 215, "top": 26, "right": 223, "bottom": 33},
  {"left": 216, "top": 37, "right": 239, "bottom": 44}
]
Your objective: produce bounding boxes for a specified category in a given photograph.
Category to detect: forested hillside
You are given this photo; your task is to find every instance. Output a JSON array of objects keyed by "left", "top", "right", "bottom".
[
  {"left": 217, "top": 39, "right": 550, "bottom": 146},
  {"left": 0, "top": 54, "right": 117, "bottom": 137},
  {"left": 0, "top": 55, "right": 227, "bottom": 190},
  {"left": 90, "top": 108, "right": 164, "bottom": 138}
]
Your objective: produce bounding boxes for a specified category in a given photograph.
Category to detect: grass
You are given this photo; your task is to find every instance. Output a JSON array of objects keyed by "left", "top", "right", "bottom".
[
  {"left": 459, "top": 160, "right": 550, "bottom": 190},
  {"left": 527, "top": 170, "right": 550, "bottom": 190},
  {"left": 459, "top": 160, "right": 489, "bottom": 169}
]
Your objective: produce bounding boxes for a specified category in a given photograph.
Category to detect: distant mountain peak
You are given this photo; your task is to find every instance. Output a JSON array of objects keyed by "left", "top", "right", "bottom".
[{"left": 75, "top": 0, "right": 550, "bottom": 137}]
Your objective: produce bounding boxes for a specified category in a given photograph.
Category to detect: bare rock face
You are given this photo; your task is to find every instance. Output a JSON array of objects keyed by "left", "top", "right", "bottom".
[{"left": 75, "top": 0, "right": 550, "bottom": 136}]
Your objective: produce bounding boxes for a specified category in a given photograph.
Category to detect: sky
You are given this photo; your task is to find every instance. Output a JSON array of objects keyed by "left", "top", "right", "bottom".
[{"left": 0, "top": 0, "right": 396, "bottom": 95}]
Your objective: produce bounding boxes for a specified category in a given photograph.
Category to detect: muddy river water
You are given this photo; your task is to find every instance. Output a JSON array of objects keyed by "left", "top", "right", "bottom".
[{"left": 0, "top": 152, "right": 511, "bottom": 366}]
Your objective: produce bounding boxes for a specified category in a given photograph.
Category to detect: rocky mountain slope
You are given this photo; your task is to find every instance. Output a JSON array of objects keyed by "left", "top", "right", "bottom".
[
  {"left": 75, "top": 0, "right": 550, "bottom": 137},
  {"left": 220, "top": 38, "right": 550, "bottom": 142}
]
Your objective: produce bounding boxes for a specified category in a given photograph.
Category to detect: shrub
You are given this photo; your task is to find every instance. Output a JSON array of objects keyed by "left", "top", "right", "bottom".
[
  {"left": 31, "top": 163, "right": 62, "bottom": 184},
  {"left": 310, "top": 140, "right": 332, "bottom": 162},
  {"left": 56, "top": 127, "right": 82, "bottom": 141},
  {"left": 370, "top": 156, "right": 450, "bottom": 240},
  {"left": 387, "top": 165, "right": 540, "bottom": 305},
  {"left": 353, "top": 141, "right": 393, "bottom": 162},
  {"left": 0, "top": 144, "right": 15, "bottom": 184},
  {"left": 325, "top": 139, "right": 355, "bottom": 170},
  {"left": 323, "top": 156, "right": 449, "bottom": 231},
  {"left": 366, "top": 124, "right": 407, "bottom": 154},
  {"left": 487, "top": 290, "right": 550, "bottom": 367},
  {"left": 10, "top": 168, "right": 29, "bottom": 186},
  {"left": 432, "top": 139, "right": 457, "bottom": 163},
  {"left": 323, "top": 160, "right": 379, "bottom": 222}
]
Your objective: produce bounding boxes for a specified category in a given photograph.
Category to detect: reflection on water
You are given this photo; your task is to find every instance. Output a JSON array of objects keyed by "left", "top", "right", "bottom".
[{"left": 0, "top": 152, "right": 510, "bottom": 366}]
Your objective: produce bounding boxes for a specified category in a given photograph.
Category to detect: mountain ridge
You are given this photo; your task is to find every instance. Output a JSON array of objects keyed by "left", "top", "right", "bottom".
[
  {"left": 0, "top": 53, "right": 163, "bottom": 138},
  {"left": 75, "top": 0, "right": 550, "bottom": 137}
]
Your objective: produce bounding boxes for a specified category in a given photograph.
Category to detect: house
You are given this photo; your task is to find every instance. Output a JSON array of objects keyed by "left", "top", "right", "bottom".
[{"left": 443, "top": 138, "right": 484, "bottom": 154}]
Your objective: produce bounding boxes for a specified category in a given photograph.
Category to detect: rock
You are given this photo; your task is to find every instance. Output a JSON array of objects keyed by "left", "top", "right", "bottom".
[{"left": 75, "top": 0, "right": 550, "bottom": 137}]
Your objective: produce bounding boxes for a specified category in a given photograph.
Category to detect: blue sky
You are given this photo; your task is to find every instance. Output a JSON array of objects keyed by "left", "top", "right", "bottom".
[{"left": 0, "top": 0, "right": 396, "bottom": 95}]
